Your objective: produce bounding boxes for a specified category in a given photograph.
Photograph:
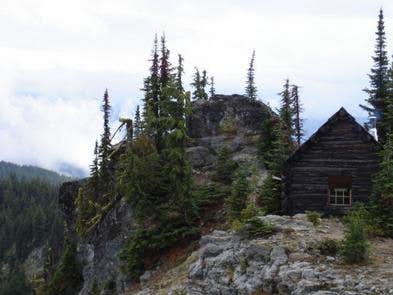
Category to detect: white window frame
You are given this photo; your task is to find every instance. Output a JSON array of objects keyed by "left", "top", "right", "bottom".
[{"left": 328, "top": 188, "right": 352, "bottom": 206}]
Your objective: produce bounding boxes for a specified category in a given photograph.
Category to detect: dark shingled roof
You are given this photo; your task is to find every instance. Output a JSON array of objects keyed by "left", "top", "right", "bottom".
[{"left": 285, "top": 107, "right": 381, "bottom": 165}]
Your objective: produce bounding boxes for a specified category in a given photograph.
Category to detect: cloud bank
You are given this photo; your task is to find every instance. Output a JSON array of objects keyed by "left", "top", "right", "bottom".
[{"left": 0, "top": 0, "right": 392, "bottom": 174}]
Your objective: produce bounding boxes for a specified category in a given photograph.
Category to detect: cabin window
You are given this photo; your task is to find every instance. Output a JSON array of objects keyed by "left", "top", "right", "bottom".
[{"left": 328, "top": 176, "right": 352, "bottom": 206}]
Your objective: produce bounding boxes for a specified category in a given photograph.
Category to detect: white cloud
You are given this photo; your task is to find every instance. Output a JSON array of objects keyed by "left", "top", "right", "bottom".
[{"left": 0, "top": 0, "right": 392, "bottom": 173}]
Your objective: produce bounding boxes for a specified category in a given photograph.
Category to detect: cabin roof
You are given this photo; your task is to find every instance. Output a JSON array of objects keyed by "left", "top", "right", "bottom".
[{"left": 285, "top": 107, "right": 381, "bottom": 165}]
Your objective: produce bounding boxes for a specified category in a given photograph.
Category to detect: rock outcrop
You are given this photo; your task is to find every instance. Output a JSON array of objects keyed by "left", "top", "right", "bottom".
[
  {"left": 137, "top": 215, "right": 393, "bottom": 295},
  {"left": 56, "top": 94, "right": 273, "bottom": 294},
  {"left": 186, "top": 95, "right": 272, "bottom": 172}
]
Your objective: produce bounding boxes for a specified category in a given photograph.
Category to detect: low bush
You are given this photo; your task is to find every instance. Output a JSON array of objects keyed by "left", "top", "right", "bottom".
[
  {"left": 244, "top": 217, "right": 276, "bottom": 238},
  {"left": 341, "top": 207, "right": 370, "bottom": 264},
  {"left": 316, "top": 239, "right": 340, "bottom": 256},
  {"left": 306, "top": 211, "right": 321, "bottom": 226}
]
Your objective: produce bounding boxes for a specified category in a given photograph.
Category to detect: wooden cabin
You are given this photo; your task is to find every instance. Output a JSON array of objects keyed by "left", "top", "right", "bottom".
[{"left": 282, "top": 107, "right": 381, "bottom": 215}]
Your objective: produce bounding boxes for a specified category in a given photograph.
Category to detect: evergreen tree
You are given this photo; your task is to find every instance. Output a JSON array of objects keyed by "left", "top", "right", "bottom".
[
  {"left": 134, "top": 105, "right": 143, "bottom": 138},
  {"left": 258, "top": 120, "right": 292, "bottom": 213},
  {"left": 142, "top": 35, "right": 161, "bottom": 147},
  {"left": 213, "top": 146, "right": 238, "bottom": 185},
  {"left": 341, "top": 208, "right": 370, "bottom": 263},
  {"left": 371, "top": 132, "right": 393, "bottom": 237},
  {"left": 227, "top": 169, "right": 250, "bottom": 220},
  {"left": 191, "top": 68, "right": 208, "bottom": 100},
  {"left": 176, "top": 54, "right": 184, "bottom": 91},
  {"left": 245, "top": 50, "right": 257, "bottom": 100},
  {"left": 258, "top": 111, "right": 279, "bottom": 169},
  {"left": 279, "top": 79, "right": 294, "bottom": 146},
  {"left": 90, "top": 141, "right": 99, "bottom": 185},
  {"left": 291, "top": 85, "right": 304, "bottom": 146},
  {"left": 209, "top": 76, "right": 215, "bottom": 98},
  {"left": 362, "top": 9, "right": 390, "bottom": 143},
  {"left": 45, "top": 242, "right": 83, "bottom": 295},
  {"left": 99, "top": 89, "right": 112, "bottom": 183}
]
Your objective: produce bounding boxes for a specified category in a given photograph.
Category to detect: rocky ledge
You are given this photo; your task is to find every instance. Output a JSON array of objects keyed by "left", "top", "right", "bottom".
[{"left": 136, "top": 215, "right": 393, "bottom": 295}]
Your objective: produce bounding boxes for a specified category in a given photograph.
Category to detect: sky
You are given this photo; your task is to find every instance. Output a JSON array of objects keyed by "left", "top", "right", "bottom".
[{"left": 0, "top": 0, "right": 392, "bottom": 175}]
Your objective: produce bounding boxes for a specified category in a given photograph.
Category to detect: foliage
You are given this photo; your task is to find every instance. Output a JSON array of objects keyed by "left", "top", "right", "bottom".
[
  {"left": 134, "top": 105, "right": 143, "bottom": 137},
  {"left": 245, "top": 50, "right": 257, "bottom": 100},
  {"left": 370, "top": 132, "right": 393, "bottom": 237},
  {"left": 191, "top": 68, "right": 208, "bottom": 100},
  {"left": 0, "top": 160, "right": 70, "bottom": 185},
  {"left": 341, "top": 206, "right": 370, "bottom": 264},
  {"left": 241, "top": 217, "right": 276, "bottom": 238},
  {"left": 120, "top": 225, "right": 199, "bottom": 281},
  {"left": 226, "top": 169, "right": 250, "bottom": 220},
  {"left": 291, "top": 85, "right": 304, "bottom": 146},
  {"left": 279, "top": 79, "right": 294, "bottom": 142},
  {"left": 0, "top": 269, "right": 33, "bottom": 295},
  {"left": 212, "top": 146, "right": 238, "bottom": 185},
  {"left": 306, "top": 211, "right": 321, "bottom": 226},
  {"left": 316, "top": 239, "right": 340, "bottom": 256},
  {"left": 0, "top": 175, "right": 64, "bottom": 291},
  {"left": 192, "top": 182, "right": 230, "bottom": 211},
  {"left": 362, "top": 9, "right": 390, "bottom": 144},
  {"left": 258, "top": 173, "right": 281, "bottom": 214},
  {"left": 98, "top": 89, "right": 112, "bottom": 193},
  {"left": 118, "top": 35, "right": 198, "bottom": 280},
  {"left": 258, "top": 111, "right": 279, "bottom": 169},
  {"left": 44, "top": 242, "right": 83, "bottom": 295},
  {"left": 209, "top": 76, "right": 215, "bottom": 98},
  {"left": 240, "top": 202, "right": 264, "bottom": 222}
]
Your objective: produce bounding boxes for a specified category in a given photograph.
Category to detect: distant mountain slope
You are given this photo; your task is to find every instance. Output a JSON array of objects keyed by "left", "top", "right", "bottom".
[{"left": 0, "top": 161, "right": 71, "bottom": 185}]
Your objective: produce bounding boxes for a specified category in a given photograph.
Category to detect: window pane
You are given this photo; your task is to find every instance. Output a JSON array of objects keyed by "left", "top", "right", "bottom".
[{"left": 344, "top": 197, "right": 350, "bottom": 205}]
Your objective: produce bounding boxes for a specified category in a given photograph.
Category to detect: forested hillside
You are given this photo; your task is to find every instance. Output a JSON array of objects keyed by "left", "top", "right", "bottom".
[
  {"left": 0, "top": 164, "right": 65, "bottom": 295},
  {"left": 0, "top": 161, "right": 71, "bottom": 184}
]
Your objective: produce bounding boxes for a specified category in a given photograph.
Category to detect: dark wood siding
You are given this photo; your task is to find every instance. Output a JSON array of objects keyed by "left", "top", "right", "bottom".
[{"left": 282, "top": 110, "right": 381, "bottom": 215}]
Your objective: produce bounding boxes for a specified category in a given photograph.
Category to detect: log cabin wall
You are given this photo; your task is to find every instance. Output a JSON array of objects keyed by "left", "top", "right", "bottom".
[{"left": 282, "top": 108, "right": 381, "bottom": 215}]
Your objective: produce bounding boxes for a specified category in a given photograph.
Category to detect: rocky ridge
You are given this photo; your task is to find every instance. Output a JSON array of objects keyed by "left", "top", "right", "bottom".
[{"left": 136, "top": 214, "right": 393, "bottom": 295}]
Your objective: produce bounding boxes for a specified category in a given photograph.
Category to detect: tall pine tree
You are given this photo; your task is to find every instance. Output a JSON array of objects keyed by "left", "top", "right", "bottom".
[
  {"left": 134, "top": 105, "right": 142, "bottom": 138},
  {"left": 210, "top": 76, "right": 215, "bottom": 98},
  {"left": 176, "top": 54, "right": 184, "bottom": 91},
  {"left": 279, "top": 79, "right": 294, "bottom": 146},
  {"left": 291, "top": 85, "right": 304, "bottom": 146},
  {"left": 245, "top": 50, "right": 257, "bottom": 100},
  {"left": 362, "top": 9, "right": 390, "bottom": 143},
  {"left": 99, "top": 89, "right": 112, "bottom": 184},
  {"left": 191, "top": 68, "right": 208, "bottom": 100}
]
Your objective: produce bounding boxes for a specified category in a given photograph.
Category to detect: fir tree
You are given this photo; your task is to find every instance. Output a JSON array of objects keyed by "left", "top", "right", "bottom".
[
  {"left": 279, "top": 79, "right": 294, "bottom": 146},
  {"left": 191, "top": 68, "right": 208, "bottom": 100},
  {"left": 371, "top": 132, "right": 393, "bottom": 237},
  {"left": 227, "top": 169, "right": 250, "bottom": 220},
  {"left": 99, "top": 89, "right": 112, "bottom": 183},
  {"left": 213, "top": 146, "right": 238, "bottom": 185},
  {"left": 245, "top": 50, "right": 257, "bottom": 100},
  {"left": 210, "top": 76, "right": 215, "bottom": 98},
  {"left": 291, "top": 85, "right": 304, "bottom": 146},
  {"left": 159, "top": 34, "right": 171, "bottom": 89},
  {"left": 134, "top": 105, "right": 142, "bottom": 138},
  {"left": 176, "top": 54, "right": 184, "bottom": 91},
  {"left": 258, "top": 111, "right": 279, "bottom": 169},
  {"left": 362, "top": 9, "right": 390, "bottom": 143}
]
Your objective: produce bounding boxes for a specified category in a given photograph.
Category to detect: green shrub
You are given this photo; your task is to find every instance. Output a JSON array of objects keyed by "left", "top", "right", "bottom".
[
  {"left": 316, "top": 239, "right": 340, "bottom": 256},
  {"left": 44, "top": 243, "right": 83, "bottom": 295},
  {"left": 341, "top": 208, "right": 370, "bottom": 264},
  {"left": 243, "top": 217, "right": 276, "bottom": 238},
  {"left": 226, "top": 169, "right": 250, "bottom": 220},
  {"left": 240, "top": 202, "right": 264, "bottom": 221},
  {"left": 306, "top": 211, "right": 321, "bottom": 226},
  {"left": 258, "top": 173, "right": 281, "bottom": 214},
  {"left": 212, "top": 146, "right": 238, "bottom": 185}
]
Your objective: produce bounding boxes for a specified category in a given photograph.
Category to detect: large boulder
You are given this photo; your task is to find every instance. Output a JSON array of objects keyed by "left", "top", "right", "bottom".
[{"left": 186, "top": 95, "right": 272, "bottom": 171}]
